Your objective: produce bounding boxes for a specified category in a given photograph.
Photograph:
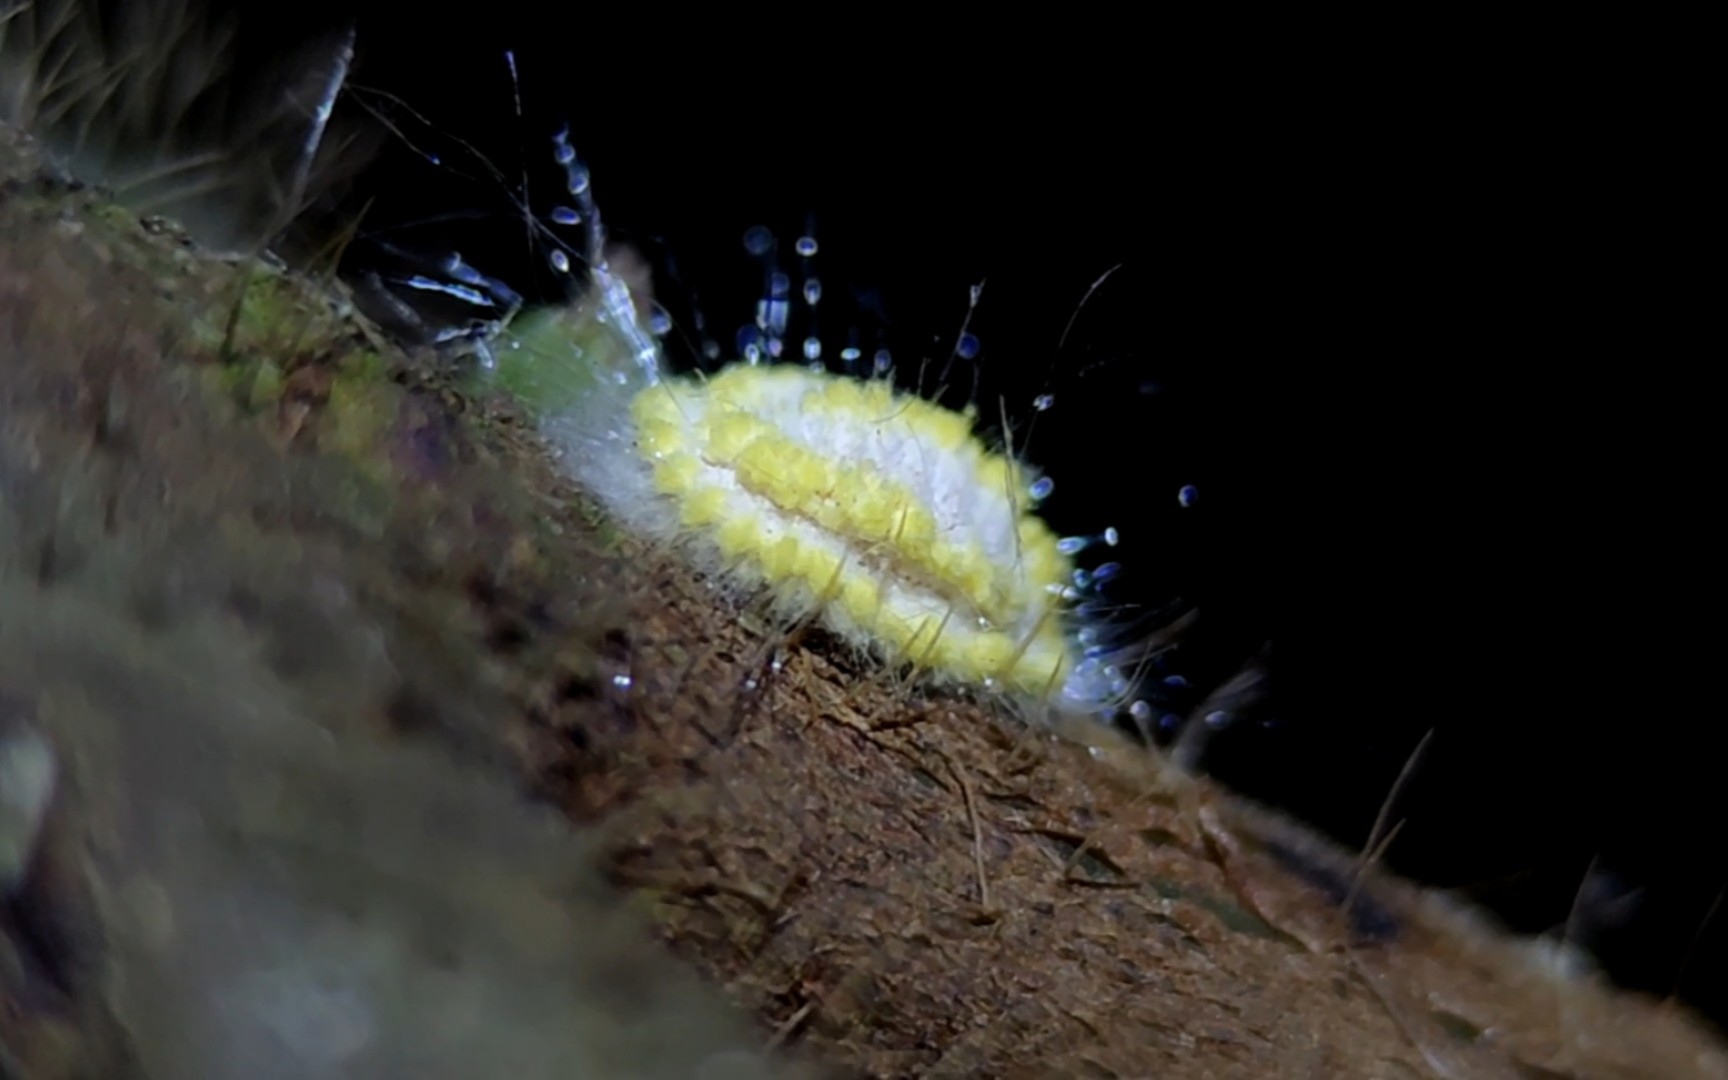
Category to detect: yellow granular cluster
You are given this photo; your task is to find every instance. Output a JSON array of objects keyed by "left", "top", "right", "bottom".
[{"left": 630, "top": 363, "right": 1078, "bottom": 698}]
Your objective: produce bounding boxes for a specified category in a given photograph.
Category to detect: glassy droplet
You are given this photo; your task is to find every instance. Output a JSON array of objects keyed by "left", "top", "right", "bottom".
[
  {"left": 769, "top": 271, "right": 791, "bottom": 299},
  {"left": 550, "top": 206, "right": 580, "bottom": 226},
  {"left": 759, "top": 298, "right": 788, "bottom": 336},
  {"left": 803, "top": 279, "right": 822, "bottom": 304},
  {"left": 648, "top": 309, "right": 671, "bottom": 335},
  {"left": 795, "top": 235, "right": 818, "bottom": 256},
  {"left": 1032, "top": 392, "right": 1055, "bottom": 411},
  {"left": 1057, "top": 537, "right": 1087, "bottom": 556},
  {"left": 956, "top": 332, "right": 980, "bottom": 359},
  {"left": 1103, "top": 526, "right": 1120, "bottom": 546},
  {"left": 549, "top": 250, "right": 570, "bottom": 274},
  {"left": 1029, "top": 476, "right": 1054, "bottom": 500},
  {"left": 840, "top": 346, "right": 862, "bottom": 363},
  {"left": 743, "top": 225, "right": 774, "bottom": 256},
  {"left": 1178, "top": 484, "right": 1198, "bottom": 508},
  {"left": 803, "top": 336, "right": 822, "bottom": 361},
  {"left": 873, "top": 349, "right": 893, "bottom": 375}
]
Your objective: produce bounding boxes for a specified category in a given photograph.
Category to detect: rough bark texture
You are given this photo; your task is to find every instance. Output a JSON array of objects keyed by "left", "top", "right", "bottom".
[{"left": 2, "top": 119, "right": 1724, "bottom": 1078}]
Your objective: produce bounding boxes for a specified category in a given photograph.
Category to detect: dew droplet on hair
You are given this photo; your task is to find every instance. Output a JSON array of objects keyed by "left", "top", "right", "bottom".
[
  {"left": 756, "top": 298, "right": 788, "bottom": 338},
  {"left": 1126, "top": 699, "right": 1156, "bottom": 741},
  {"left": 743, "top": 225, "right": 774, "bottom": 256}
]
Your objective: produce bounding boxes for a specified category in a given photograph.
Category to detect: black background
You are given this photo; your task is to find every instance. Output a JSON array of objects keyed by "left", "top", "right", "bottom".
[{"left": 207, "top": 3, "right": 1721, "bottom": 1029}]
